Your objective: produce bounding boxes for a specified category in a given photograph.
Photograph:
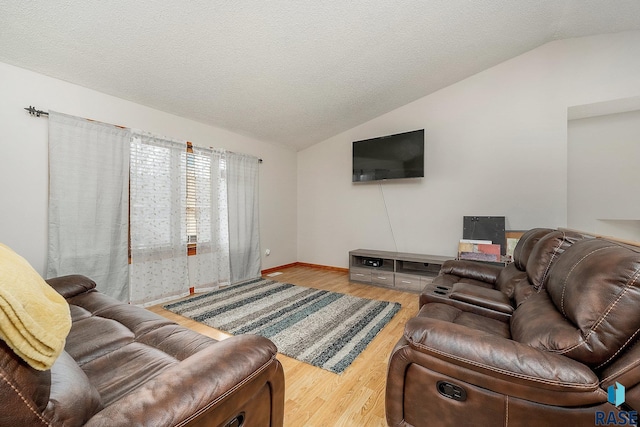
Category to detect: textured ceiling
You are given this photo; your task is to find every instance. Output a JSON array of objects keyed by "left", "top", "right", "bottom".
[{"left": 2, "top": 1, "right": 640, "bottom": 151}]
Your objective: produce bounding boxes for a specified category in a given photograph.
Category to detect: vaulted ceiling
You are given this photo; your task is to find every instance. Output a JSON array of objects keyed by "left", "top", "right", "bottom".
[{"left": 2, "top": 1, "right": 640, "bottom": 151}]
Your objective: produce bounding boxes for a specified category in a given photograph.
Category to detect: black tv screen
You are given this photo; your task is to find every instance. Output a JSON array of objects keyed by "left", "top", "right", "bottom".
[{"left": 352, "top": 129, "right": 424, "bottom": 182}]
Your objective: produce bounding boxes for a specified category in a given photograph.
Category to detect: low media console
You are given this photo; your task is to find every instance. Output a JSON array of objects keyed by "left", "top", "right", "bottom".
[{"left": 349, "top": 249, "right": 454, "bottom": 293}]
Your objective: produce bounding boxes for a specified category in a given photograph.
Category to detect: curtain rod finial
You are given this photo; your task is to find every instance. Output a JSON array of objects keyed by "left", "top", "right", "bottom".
[{"left": 24, "top": 106, "right": 48, "bottom": 117}]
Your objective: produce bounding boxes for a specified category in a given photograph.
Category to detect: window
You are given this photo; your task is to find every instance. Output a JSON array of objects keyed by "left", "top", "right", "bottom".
[
  {"left": 130, "top": 136, "right": 187, "bottom": 251},
  {"left": 186, "top": 143, "right": 198, "bottom": 246},
  {"left": 185, "top": 143, "right": 228, "bottom": 255}
]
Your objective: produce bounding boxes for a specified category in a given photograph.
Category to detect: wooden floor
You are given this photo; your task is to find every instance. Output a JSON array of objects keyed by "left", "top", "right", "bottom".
[{"left": 149, "top": 265, "right": 419, "bottom": 427}]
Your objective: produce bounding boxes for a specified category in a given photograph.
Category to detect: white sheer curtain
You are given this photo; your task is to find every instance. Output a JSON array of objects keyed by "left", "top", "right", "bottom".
[
  {"left": 226, "top": 152, "right": 261, "bottom": 283},
  {"left": 129, "top": 131, "right": 189, "bottom": 306},
  {"left": 47, "top": 113, "right": 259, "bottom": 302},
  {"left": 47, "top": 111, "right": 130, "bottom": 301},
  {"left": 191, "top": 147, "right": 230, "bottom": 291}
]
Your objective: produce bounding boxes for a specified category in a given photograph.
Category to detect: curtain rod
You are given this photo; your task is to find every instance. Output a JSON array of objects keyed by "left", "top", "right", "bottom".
[
  {"left": 24, "top": 106, "right": 48, "bottom": 117},
  {"left": 24, "top": 105, "right": 263, "bottom": 163}
]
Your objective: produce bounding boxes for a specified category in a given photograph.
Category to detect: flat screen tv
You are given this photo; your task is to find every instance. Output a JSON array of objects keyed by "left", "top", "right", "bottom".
[{"left": 352, "top": 129, "right": 424, "bottom": 182}]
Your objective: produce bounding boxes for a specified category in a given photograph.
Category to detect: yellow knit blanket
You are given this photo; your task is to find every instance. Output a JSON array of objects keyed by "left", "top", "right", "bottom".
[{"left": 0, "top": 243, "right": 71, "bottom": 370}]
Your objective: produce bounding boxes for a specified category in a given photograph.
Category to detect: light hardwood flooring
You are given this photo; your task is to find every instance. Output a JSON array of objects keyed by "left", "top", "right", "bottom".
[{"left": 149, "top": 265, "right": 419, "bottom": 427}]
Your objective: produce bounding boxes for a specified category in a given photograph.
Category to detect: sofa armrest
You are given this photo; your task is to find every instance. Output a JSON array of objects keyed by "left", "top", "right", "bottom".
[
  {"left": 46, "top": 275, "right": 97, "bottom": 299},
  {"left": 396, "top": 316, "right": 605, "bottom": 407},
  {"left": 449, "top": 283, "right": 513, "bottom": 314},
  {"left": 84, "top": 334, "right": 284, "bottom": 427},
  {"left": 439, "top": 260, "right": 502, "bottom": 285}
]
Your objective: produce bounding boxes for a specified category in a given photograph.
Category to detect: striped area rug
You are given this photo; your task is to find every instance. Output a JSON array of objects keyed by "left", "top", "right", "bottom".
[{"left": 164, "top": 278, "right": 401, "bottom": 374}]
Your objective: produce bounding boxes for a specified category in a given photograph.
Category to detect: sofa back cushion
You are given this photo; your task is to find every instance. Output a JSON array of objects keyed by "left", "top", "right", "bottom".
[
  {"left": 494, "top": 228, "right": 553, "bottom": 298},
  {"left": 512, "top": 228, "right": 554, "bottom": 271},
  {"left": 43, "top": 350, "right": 103, "bottom": 426},
  {"left": 494, "top": 263, "right": 526, "bottom": 298},
  {"left": 511, "top": 277, "right": 535, "bottom": 307},
  {"left": 512, "top": 238, "right": 640, "bottom": 368},
  {"left": 525, "top": 230, "right": 584, "bottom": 291}
]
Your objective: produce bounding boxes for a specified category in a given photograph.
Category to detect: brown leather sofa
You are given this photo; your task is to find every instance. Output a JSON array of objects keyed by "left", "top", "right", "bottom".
[
  {"left": 0, "top": 275, "right": 285, "bottom": 427},
  {"left": 387, "top": 235, "right": 640, "bottom": 426},
  {"left": 420, "top": 228, "right": 584, "bottom": 321}
]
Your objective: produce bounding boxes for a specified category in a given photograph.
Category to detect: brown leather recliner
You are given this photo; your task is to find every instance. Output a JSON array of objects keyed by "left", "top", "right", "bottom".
[
  {"left": 425, "top": 228, "right": 553, "bottom": 294},
  {"left": 420, "top": 228, "right": 584, "bottom": 321},
  {"left": 0, "top": 275, "right": 285, "bottom": 427},
  {"left": 387, "top": 237, "right": 640, "bottom": 427}
]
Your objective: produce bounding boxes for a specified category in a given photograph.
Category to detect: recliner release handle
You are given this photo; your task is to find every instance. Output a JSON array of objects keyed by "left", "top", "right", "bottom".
[
  {"left": 224, "top": 412, "right": 245, "bottom": 427},
  {"left": 437, "top": 381, "right": 467, "bottom": 402}
]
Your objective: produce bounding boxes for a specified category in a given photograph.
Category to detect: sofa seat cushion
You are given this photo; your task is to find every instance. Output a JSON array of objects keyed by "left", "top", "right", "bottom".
[
  {"left": 510, "top": 291, "right": 581, "bottom": 354},
  {"left": 82, "top": 342, "right": 179, "bottom": 406},
  {"left": 136, "top": 324, "right": 219, "bottom": 359},
  {"left": 417, "top": 303, "right": 510, "bottom": 339}
]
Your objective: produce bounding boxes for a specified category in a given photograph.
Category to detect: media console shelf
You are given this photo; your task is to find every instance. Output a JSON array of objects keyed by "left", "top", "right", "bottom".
[{"left": 349, "top": 249, "right": 454, "bottom": 293}]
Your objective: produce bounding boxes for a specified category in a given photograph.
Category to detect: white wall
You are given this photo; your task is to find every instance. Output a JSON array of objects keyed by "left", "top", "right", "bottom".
[
  {"left": 298, "top": 31, "right": 640, "bottom": 268},
  {"left": 0, "top": 61, "right": 298, "bottom": 275},
  {"left": 568, "top": 109, "right": 640, "bottom": 240}
]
